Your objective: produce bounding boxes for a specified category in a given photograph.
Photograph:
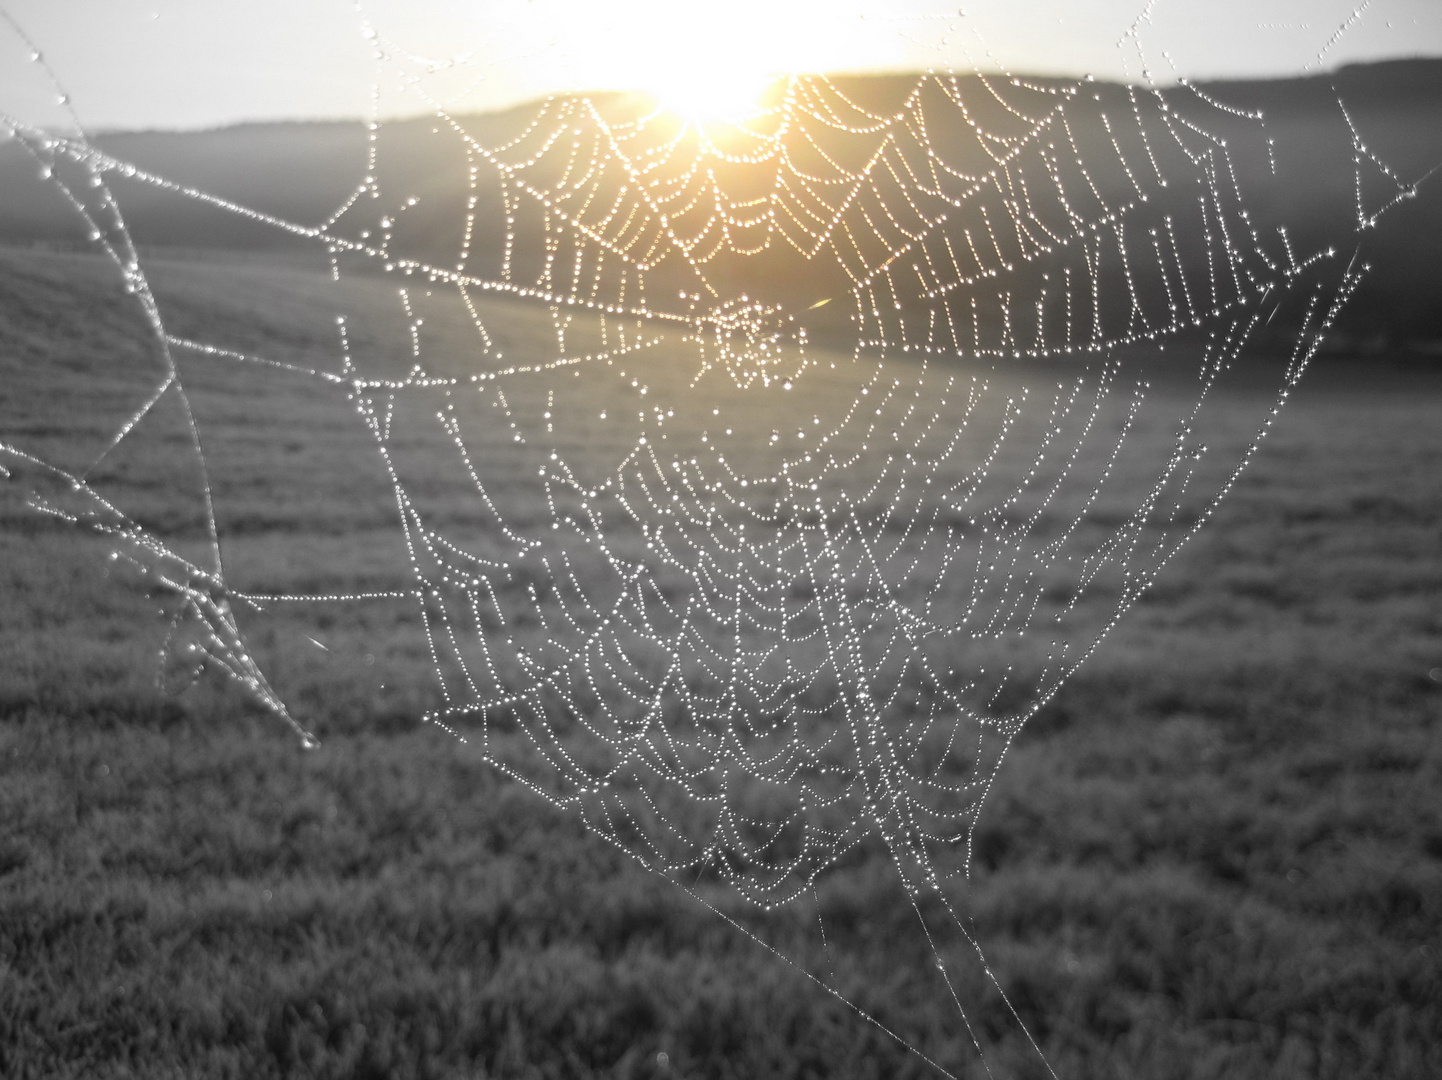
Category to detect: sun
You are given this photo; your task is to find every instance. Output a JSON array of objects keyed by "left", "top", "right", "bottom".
[
  {"left": 639, "top": 61, "right": 776, "bottom": 126},
  {"left": 577, "top": 5, "right": 781, "bottom": 126},
  {"left": 439, "top": 0, "right": 848, "bottom": 125}
]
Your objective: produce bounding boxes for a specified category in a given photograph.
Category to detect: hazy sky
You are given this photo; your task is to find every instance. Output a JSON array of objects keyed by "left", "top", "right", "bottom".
[{"left": 1, "top": 0, "right": 1440, "bottom": 132}]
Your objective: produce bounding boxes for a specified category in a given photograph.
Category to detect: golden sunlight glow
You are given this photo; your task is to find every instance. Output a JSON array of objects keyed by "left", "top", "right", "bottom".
[
  {"left": 540, "top": 2, "right": 786, "bottom": 125},
  {"left": 638, "top": 56, "right": 775, "bottom": 126},
  {"left": 437, "top": 0, "right": 902, "bottom": 121},
  {"left": 365, "top": 0, "right": 1442, "bottom": 127}
]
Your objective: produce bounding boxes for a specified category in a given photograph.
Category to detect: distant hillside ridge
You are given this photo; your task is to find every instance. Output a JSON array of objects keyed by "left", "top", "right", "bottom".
[{"left": 1, "top": 59, "right": 1438, "bottom": 346}]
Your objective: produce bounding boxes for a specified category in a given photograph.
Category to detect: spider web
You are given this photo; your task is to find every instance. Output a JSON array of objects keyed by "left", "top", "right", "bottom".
[{"left": 0, "top": 3, "right": 1425, "bottom": 1075}]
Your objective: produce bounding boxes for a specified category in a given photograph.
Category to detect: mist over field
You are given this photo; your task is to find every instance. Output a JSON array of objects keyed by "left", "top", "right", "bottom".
[{"left": 1, "top": 52, "right": 1440, "bottom": 1080}]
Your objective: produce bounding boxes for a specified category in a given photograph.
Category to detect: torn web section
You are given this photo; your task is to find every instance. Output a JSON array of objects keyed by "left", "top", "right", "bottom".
[
  {"left": 0, "top": 110, "right": 227, "bottom": 697},
  {"left": 1, "top": 65, "right": 394, "bottom": 741},
  {"left": 0, "top": 46, "right": 169, "bottom": 482}
]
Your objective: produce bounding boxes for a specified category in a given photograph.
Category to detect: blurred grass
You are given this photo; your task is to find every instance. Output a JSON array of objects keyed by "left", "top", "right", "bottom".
[{"left": 1, "top": 250, "right": 1440, "bottom": 1078}]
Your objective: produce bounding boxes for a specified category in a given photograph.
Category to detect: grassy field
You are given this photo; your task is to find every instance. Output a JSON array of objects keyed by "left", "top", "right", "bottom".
[{"left": 1, "top": 247, "right": 1440, "bottom": 1079}]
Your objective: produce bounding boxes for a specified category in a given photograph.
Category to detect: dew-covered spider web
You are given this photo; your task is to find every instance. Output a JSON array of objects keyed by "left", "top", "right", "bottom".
[{"left": 0, "top": 2, "right": 1433, "bottom": 1074}]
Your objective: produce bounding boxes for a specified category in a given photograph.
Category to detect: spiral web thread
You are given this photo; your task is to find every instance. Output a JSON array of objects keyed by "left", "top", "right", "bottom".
[{"left": 0, "top": 5, "right": 1423, "bottom": 1074}]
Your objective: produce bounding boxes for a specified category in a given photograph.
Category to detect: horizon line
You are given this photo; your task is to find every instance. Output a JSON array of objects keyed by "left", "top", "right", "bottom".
[{"left": 60, "top": 53, "right": 1442, "bottom": 140}]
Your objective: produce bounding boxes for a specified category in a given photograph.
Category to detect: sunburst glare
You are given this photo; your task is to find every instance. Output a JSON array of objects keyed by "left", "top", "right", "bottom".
[{"left": 430, "top": 0, "right": 895, "bottom": 121}]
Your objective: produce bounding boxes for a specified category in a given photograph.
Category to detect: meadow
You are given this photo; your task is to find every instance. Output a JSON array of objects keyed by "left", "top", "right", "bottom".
[{"left": 1, "top": 245, "right": 1440, "bottom": 1079}]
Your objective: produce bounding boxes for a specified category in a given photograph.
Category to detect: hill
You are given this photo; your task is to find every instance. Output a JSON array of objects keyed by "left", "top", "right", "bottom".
[{"left": 1, "top": 60, "right": 1439, "bottom": 346}]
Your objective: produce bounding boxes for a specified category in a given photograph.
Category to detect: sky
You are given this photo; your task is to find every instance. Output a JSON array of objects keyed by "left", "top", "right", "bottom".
[{"left": 1, "top": 0, "right": 1440, "bottom": 132}]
